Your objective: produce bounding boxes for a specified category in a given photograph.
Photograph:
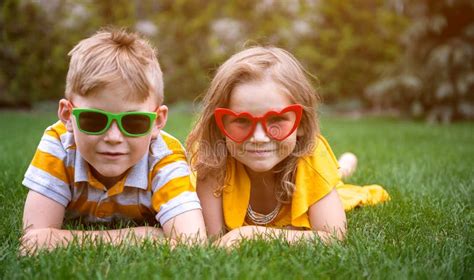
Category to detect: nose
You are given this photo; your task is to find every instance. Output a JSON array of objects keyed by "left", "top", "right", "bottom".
[
  {"left": 249, "top": 122, "right": 270, "bottom": 143},
  {"left": 103, "top": 121, "right": 124, "bottom": 143}
]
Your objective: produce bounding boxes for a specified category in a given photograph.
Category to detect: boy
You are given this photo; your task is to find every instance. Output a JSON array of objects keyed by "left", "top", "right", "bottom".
[{"left": 21, "top": 29, "right": 206, "bottom": 252}]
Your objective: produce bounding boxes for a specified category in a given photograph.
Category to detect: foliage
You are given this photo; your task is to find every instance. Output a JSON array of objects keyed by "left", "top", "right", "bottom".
[
  {"left": 0, "top": 0, "right": 66, "bottom": 107},
  {"left": 366, "top": 0, "right": 474, "bottom": 122},
  {"left": 152, "top": 0, "right": 219, "bottom": 103},
  {"left": 155, "top": 0, "right": 408, "bottom": 104},
  {"left": 0, "top": 0, "right": 409, "bottom": 108},
  {"left": 297, "top": 0, "right": 409, "bottom": 102},
  {"left": 0, "top": 0, "right": 138, "bottom": 108}
]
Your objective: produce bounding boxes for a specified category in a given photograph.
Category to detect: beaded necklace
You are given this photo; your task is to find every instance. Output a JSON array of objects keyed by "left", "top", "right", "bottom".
[{"left": 246, "top": 202, "right": 282, "bottom": 225}]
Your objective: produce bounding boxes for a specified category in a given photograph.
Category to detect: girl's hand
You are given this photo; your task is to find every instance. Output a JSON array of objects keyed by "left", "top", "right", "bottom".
[{"left": 217, "top": 226, "right": 266, "bottom": 248}]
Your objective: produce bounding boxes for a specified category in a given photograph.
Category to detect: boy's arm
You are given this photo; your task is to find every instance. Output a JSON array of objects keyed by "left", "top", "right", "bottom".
[
  {"left": 217, "top": 189, "right": 347, "bottom": 247},
  {"left": 21, "top": 191, "right": 164, "bottom": 254},
  {"left": 149, "top": 138, "right": 208, "bottom": 243},
  {"left": 23, "top": 190, "right": 65, "bottom": 231},
  {"left": 196, "top": 176, "right": 225, "bottom": 238}
]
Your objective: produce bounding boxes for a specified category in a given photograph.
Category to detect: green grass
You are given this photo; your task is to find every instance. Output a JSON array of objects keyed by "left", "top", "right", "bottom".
[{"left": 0, "top": 108, "right": 472, "bottom": 279}]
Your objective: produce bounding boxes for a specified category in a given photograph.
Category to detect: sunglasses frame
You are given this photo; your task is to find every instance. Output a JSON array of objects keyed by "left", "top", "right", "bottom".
[
  {"left": 214, "top": 104, "right": 303, "bottom": 143},
  {"left": 71, "top": 108, "right": 157, "bottom": 137}
]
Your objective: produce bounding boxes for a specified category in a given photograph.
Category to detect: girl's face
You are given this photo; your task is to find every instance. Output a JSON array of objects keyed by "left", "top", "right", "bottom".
[{"left": 224, "top": 79, "right": 299, "bottom": 175}]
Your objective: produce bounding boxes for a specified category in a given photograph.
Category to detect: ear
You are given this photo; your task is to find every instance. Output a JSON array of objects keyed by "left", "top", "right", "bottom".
[
  {"left": 58, "top": 99, "right": 74, "bottom": 132},
  {"left": 151, "top": 105, "right": 168, "bottom": 138}
]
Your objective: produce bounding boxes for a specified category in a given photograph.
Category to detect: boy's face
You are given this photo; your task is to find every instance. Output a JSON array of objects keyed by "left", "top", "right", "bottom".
[{"left": 59, "top": 80, "right": 167, "bottom": 185}]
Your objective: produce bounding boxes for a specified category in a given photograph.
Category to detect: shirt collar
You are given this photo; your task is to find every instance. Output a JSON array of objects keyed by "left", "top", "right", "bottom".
[
  {"left": 123, "top": 153, "right": 148, "bottom": 190},
  {"left": 74, "top": 151, "right": 88, "bottom": 183}
]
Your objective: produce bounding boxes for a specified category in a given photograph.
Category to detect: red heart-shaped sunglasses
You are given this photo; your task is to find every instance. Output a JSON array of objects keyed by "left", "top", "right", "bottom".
[{"left": 214, "top": 104, "right": 303, "bottom": 143}]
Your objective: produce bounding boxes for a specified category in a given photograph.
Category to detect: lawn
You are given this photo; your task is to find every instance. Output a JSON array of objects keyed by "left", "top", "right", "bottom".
[{"left": 0, "top": 107, "right": 472, "bottom": 279}]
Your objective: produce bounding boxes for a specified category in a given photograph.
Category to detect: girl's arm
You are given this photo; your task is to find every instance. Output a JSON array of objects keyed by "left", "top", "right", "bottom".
[
  {"left": 218, "top": 188, "right": 346, "bottom": 247},
  {"left": 308, "top": 188, "right": 347, "bottom": 240},
  {"left": 161, "top": 209, "right": 207, "bottom": 244},
  {"left": 196, "top": 176, "right": 225, "bottom": 237},
  {"left": 21, "top": 191, "right": 165, "bottom": 254}
]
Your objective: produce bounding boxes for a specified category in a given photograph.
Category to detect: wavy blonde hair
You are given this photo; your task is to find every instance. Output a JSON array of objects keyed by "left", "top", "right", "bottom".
[
  {"left": 186, "top": 46, "right": 320, "bottom": 203},
  {"left": 66, "top": 28, "right": 163, "bottom": 104}
]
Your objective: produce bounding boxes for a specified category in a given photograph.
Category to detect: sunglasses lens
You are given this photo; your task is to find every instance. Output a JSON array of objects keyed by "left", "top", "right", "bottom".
[
  {"left": 122, "top": 114, "right": 152, "bottom": 135},
  {"left": 222, "top": 115, "right": 253, "bottom": 142},
  {"left": 78, "top": 111, "right": 108, "bottom": 133},
  {"left": 265, "top": 111, "right": 297, "bottom": 140}
]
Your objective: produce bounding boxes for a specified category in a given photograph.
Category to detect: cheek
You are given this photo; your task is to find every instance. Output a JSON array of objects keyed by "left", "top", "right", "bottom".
[
  {"left": 129, "top": 136, "right": 152, "bottom": 153},
  {"left": 278, "top": 135, "right": 298, "bottom": 155},
  {"left": 73, "top": 130, "right": 96, "bottom": 150}
]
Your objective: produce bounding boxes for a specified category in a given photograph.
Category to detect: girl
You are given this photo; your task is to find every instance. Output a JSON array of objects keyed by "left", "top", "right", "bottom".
[{"left": 186, "top": 46, "right": 388, "bottom": 246}]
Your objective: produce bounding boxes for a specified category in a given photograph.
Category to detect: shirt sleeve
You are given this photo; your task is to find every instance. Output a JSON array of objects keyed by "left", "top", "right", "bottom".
[
  {"left": 290, "top": 135, "right": 343, "bottom": 227},
  {"left": 150, "top": 136, "right": 201, "bottom": 226},
  {"left": 22, "top": 122, "right": 72, "bottom": 207}
]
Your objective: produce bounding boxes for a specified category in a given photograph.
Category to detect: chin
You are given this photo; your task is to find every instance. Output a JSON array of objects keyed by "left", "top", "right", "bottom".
[
  {"left": 245, "top": 163, "right": 277, "bottom": 173},
  {"left": 95, "top": 166, "right": 128, "bottom": 178}
]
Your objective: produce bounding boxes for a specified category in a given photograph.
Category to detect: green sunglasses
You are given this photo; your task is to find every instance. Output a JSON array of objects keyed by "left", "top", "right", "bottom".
[{"left": 71, "top": 108, "right": 157, "bottom": 137}]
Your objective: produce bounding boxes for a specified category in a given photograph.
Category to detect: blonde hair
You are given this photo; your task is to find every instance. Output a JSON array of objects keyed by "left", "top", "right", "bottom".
[
  {"left": 186, "top": 46, "right": 320, "bottom": 203},
  {"left": 65, "top": 28, "right": 164, "bottom": 103}
]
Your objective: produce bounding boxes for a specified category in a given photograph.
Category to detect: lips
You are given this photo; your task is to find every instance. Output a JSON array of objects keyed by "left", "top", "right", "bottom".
[
  {"left": 246, "top": 149, "right": 275, "bottom": 153},
  {"left": 245, "top": 149, "right": 276, "bottom": 157},
  {"left": 98, "top": 151, "right": 127, "bottom": 159}
]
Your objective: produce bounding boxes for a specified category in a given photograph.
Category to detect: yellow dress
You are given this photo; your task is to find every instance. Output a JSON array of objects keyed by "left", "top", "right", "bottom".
[{"left": 220, "top": 136, "right": 390, "bottom": 230}]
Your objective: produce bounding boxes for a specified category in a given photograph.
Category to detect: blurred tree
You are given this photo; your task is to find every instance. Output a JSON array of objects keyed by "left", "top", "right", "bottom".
[
  {"left": 366, "top": 0, "right": 474, "bottom": 122},
  {"left": 0, "top": 0, "right": 409, "bottom": 110},
  {"left": 151, "top": 0, "right": 218, "bottom": 103},
  {"left": 160, "top": 0, "right": 407, "bottom": 105},
  {"left": 84, "top": 0, "right": 136, "bottom": 29},
  {"left": 297, "top": 0, "right": 408, "bottom": 103},
  {"left": 0, "top": 0, "right": 67, "bottom": 107},
  {"left": 0, "top": 0, "right": 141, "bottom": 108}
]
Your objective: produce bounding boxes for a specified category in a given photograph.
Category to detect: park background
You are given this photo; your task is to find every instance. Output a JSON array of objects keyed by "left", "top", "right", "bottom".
[
  {"left": 1, "top": 0, "right": 473, "bottom": 122},
  {"left": 0, "top": 0, "right": 473, "bottom": 279}
]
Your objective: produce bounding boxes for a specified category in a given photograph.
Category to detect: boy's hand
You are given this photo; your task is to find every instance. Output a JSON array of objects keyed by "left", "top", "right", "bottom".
[
  {"left": 20, "top": 228, "right": 65, "bottom": 256},
  {"left": 19, "top": 226, "right": 167, "bottom": 256},
  {"left": 128, "top": 226, "right": 164, "bottom": 243}
]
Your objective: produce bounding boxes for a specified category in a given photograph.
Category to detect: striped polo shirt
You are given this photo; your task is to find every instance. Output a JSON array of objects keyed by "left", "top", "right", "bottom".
[{"left": 23, "top": 121, "right": 201, "bottom": 226}]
